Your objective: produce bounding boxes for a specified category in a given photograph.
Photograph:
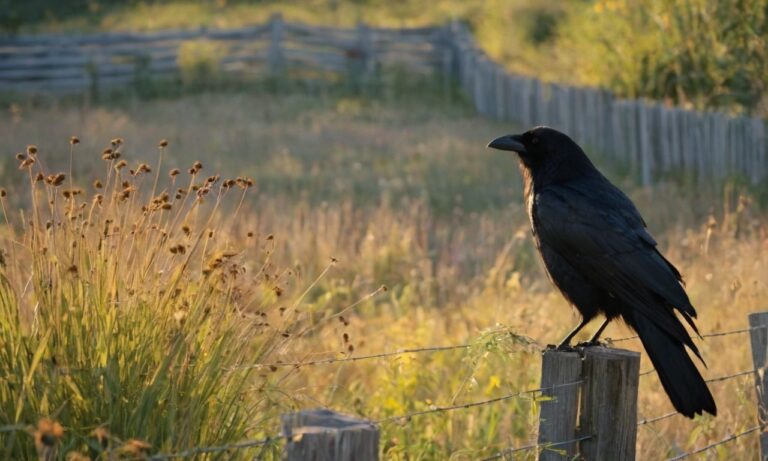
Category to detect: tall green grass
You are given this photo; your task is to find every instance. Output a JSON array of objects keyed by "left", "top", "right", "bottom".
[{"left": 0, "top": 139, "right": 297, "bottom": 459}]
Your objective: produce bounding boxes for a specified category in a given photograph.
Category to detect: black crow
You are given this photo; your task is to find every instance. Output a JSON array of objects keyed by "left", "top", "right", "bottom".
[{"left": 488, "top": 126, "right": 716, "bottom": 418}]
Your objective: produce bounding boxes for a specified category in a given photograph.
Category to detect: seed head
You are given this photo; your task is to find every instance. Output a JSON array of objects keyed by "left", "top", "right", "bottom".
[
  {"left": 35, "top": 172, "right": 44, "bottom": 182},
  {"left": 93, "top": 179, "right": 103, "bottom": 189},
  {"left": 26, "top": 145, "right": 38, "bottom": 155},
  {"left": 159, "top": 139, "right": 169, "bottom": 148},
  {"left": 0, "top": 188, "right": 6, "bottom": 198},
  {"left": 70, "top": 136, "right": 80, "bottom": 145},
  {"left": 34, "top": 418, "right": 64, "bottom": 449},
  {"left": 114, "top": 160, "right": 127, "bottom": 170},
  {"left": 15, "top": 153, "right": 24, "bottom": 160},
  {"left": 46, "top": 173, "right": 66, "bottom": 186},
  {"left": 169, "top": 168, "right": 180, "bottom": 178},
  {"left": 110, "top": 137, "right": 123, "bottom": 147},
  {"left": 119, "top": 439, "right": 151, "bottom": 456}
]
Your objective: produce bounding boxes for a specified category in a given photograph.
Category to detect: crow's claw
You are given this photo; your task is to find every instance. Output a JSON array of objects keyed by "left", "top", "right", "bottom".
[{"left": 575, "top": 340, "right": 607, "bottom": 348}]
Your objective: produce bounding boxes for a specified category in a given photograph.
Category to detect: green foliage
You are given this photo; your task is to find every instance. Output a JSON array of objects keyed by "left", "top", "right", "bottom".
[
  {"left": 558, "top": 0, "right": 768, "bottom": 112},
  {"left": 0, "top": 142, "right": 290, "bottom": 459}
]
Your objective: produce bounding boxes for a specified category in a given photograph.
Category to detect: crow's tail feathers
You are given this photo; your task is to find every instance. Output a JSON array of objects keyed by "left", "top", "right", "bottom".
[{"left": 631, "top": 313, "right": 717, "bottom": 418}]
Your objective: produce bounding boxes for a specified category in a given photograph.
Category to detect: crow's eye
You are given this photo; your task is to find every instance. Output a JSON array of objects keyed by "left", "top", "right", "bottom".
[{"left": 531, "top": 137, "right": 539, "bottom": 145}]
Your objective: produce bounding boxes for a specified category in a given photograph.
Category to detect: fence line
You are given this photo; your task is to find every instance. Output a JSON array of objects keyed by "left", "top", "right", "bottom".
[
  {"left": 230, "top": 326, "right": 753, "bottom": 371},
  {"left": 481, "top": 435, "right": 593, "bottom": 461},
  {"left": 237, "top": 343, "right": 472, "bottom": 370},
  {"left": 2, "top": 17, "right": 766, "bottom": 185},
  {"left": 147, "top": 436, "right": 279, "bottom": 460},
  {"left": 667, "top": 424, "right": 764, "bottom": 460},
  {"left": 610, "top": 325, "right": 764, "bottom": 343},
  {"left": 376, "top": 380, "right": 583, "bottom": 425},
  {"left": 637, "top": 411, "right": 679, "bottom": 426},
  {"left": 449, "top": 20, "right": 767, "bottom": 185}
]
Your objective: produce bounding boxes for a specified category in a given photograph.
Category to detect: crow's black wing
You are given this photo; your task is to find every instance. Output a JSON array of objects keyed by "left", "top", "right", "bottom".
[{"left": 532, "top": 178, "right": 701, "bottom": 357}]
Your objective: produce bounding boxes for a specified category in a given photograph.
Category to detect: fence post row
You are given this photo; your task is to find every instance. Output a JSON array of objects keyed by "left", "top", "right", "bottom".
[{"left": 0, "top": 19, "right": 766, "bottom": 183}]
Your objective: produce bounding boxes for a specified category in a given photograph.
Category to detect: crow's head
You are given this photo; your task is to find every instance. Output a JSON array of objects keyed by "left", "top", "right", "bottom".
[{"left": 487, "top": 126, "right": 596, "bottom": 182}]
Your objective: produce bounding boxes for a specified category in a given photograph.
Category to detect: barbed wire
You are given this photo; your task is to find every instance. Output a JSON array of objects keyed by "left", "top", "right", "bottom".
[
  {"left": 233, "top": 344, "right": 472, "bottom": 370},
  {"left": 706, "top": 368, "right": 757, "bottom": 384},
  {"left": 637, "top": 411, "right": 678, "bottom": 426},
  {"left": 609, "top": 325, "right": 765, "bottom": 343},
  {"left": 637, "top": 366, "right": 756, "bottom": 426},
  {"left": 376, "top": 380, "right": 583, "bottom": 425},
  {"left": 642, "top": 367, "right": 757, "bottom": 384},
  {"left": 481, "top": 435, "right": 592, "bottom": 460},
  {"left": 228, "top": 325, "right": 758, "bottom": 372},
  {"left": 147, "top": 436, "right": 280, "bottom": 460},
  {"left": 666, "top": 424, "right": 764, "bottom": 460}
]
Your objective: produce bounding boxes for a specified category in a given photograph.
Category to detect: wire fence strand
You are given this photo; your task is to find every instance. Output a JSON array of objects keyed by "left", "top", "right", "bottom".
[
  {"left": 638, "top": 411, "right": 678, "bottom": 426},
  {"left": 377, "top": 380, "right": 583, "bottom": 425},
  {"left": 609, "top": 325, "right": 765, "bottom": 343},
  {"left": 147, "top": 436, "right": 280, "bottom": 460},
  {"left": 481, "top": 435, "right": 593, "bottom": 460},
  {"left": 228, "top": 325, "right": 760, "bottom": 372},
  {"left": 666, "top": 425, "right": 764, "bottom": 460}
]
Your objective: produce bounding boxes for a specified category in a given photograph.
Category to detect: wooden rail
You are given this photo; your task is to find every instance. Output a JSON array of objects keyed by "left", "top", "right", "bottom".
[{"left": 0, "top": 15, "right": 766, "bottom": 185}]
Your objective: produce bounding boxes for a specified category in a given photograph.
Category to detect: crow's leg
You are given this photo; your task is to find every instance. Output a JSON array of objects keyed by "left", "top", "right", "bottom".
[
  {"left": 587, "top": 318, "right": 611, "bottom": 344},
  {"left": 557, "top": 318, "right": 590, "bottom": 349}
]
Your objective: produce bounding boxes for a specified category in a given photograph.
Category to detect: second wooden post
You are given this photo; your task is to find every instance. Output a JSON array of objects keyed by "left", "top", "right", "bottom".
[{"left": 578, "top": 346, "right": 640, "bottom": 461}]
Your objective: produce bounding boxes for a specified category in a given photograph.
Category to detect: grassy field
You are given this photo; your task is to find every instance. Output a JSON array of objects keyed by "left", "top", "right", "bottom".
[{"left": 0, "top": 89, "right": 766, "bottom": 459}]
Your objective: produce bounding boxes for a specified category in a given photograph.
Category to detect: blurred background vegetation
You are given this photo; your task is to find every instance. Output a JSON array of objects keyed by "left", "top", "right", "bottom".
[
  {"left": 2, "top": 0, "right": 767, "bottom": 115},
  {"left": 1, "top": 1, "right": 767, "bottom": 459}
]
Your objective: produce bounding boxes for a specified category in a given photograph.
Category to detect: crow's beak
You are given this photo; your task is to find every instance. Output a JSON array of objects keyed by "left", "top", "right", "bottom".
[{"left": 487, "top": 134, "right": 526, "bottom": 154}]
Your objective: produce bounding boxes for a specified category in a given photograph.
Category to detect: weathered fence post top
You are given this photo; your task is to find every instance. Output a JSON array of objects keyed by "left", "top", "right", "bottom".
[
  {"left": 281, "top": 408, "right": 380, "bottom": 461},
  {"left": 538, "top": 346, "right": 640, "bottom": 461}
]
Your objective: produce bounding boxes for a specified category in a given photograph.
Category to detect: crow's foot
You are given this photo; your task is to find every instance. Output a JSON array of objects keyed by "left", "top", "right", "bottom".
[
  {"left": 546, "top": 343, "right": 578, "bottom": 353},
  {"left": 575, "top": 339, "right": 607, "bottom": 348}
]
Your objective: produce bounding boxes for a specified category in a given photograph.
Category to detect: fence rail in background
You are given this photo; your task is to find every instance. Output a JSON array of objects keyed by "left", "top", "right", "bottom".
[{"left": 1, "top": 16, "right": 766, "bottom": 185}]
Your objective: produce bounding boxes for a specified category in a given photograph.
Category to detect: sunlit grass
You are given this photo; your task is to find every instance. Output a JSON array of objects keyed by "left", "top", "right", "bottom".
[{"left": 0, "top": 91, "right": 765, "bottom": 459}]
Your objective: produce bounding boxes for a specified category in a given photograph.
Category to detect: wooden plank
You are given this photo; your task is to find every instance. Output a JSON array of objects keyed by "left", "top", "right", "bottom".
[
  {"left": 578, "top": 347, "right": 639, "bottom": 461},
  {"left": 538, "top": 350, "right": 582, "bottom": 461}
]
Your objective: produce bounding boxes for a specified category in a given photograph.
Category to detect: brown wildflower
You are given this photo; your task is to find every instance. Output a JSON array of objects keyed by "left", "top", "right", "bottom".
[{"left": 34, "top": 418, "right": 64, "bottom": 450}]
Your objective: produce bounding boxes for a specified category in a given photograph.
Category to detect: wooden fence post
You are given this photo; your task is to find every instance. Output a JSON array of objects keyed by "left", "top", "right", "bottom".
[
  {"left": 749, "top": 312, "right": 768, "bottom": 460},
  {"left": 357, "top": 22, "right": 374, "bottom": 80},
  {"left": 281, "top": 409, "right": 379, "bottom": 461},
  {"left": 538, "top": 349, "right": 582, "bottom": 461},
  {"left": 578, "top": 347, "right": 639, "bottom": 461},
  {"left": 268, "top": 13, "right": 285, "bottom": 75}
]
